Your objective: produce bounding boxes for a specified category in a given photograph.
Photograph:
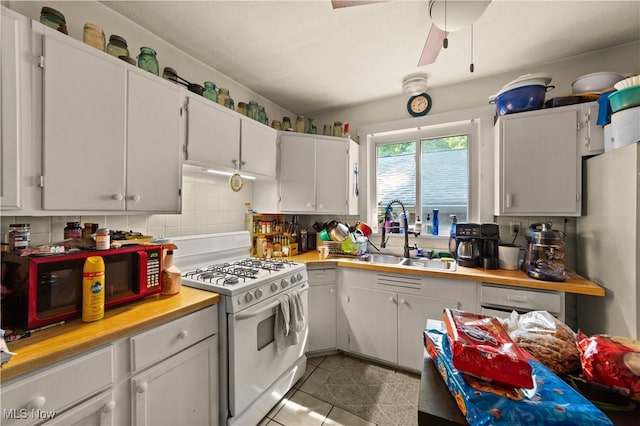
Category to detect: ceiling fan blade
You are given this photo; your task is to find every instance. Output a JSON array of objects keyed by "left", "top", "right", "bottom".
[
  {"left": 331, "top": 0, "right": 386, "bottom": 9},
  {"left": 418, "top": 25, "right": 448, "bottom": 66}
]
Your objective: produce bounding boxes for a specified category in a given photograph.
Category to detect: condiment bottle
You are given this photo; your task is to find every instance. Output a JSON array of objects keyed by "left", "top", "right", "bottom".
[
  {"left": 82, "top": 223, "right": 95, "bottom": 240},
  {"left": 82, "top": 256, "right": 105, "bottom": 322},
  {"left": 161, "top": 244, "right": 182, "bottom": 295},
  {"left": 64, "top": 222, "right": 82, "bottom": 239},
  {"left": 137, "top": 47, "right": 159, "bottom": 75},
  {"left": 96, "top": 228, "right": 110, "bottom": 250}
]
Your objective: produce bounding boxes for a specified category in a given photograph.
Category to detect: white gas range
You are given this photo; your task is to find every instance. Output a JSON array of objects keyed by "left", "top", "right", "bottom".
[{"left": 171, "top": 232, "right": 308, "bottom": 426}]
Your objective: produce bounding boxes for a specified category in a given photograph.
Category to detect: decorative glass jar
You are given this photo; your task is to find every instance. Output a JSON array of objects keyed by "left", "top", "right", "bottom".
[
  {"left": 203, "top": 82, "right": 218, "bottom": 102},
  {"left": 107, "top": 35, "right": 129, "bottom": 58},
  {"left": 217, "top": 88, "right": 230, "bottom": 106},
  {"left": 282, "top": 117, "right": 292, "bottom": 131},
  {"left": 137, "top": 47, "right": 159, "bottom": 75},
  {"left": 83, "top": 23, "right": 105, "bottom": 51},
  {"left": 247, "top": 101, "right": 259, "bottom": 120}
]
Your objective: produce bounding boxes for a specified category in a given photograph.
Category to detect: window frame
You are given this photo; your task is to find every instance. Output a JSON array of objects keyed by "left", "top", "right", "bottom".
[{"left": 359, "top": 114, "right": 482, "bottom": 238}]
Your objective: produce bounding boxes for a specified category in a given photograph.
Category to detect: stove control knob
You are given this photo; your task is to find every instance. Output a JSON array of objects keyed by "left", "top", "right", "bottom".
[
  {"left": 254, "top": 288, "right": 263, "bottom": 299},
  {"left": 271, "top": 282, "right": 278, "bottom": 292},
  {"left": 296, "top": 273, "right": 304, "bottom": 281},
  {"left": 280, "top": 278, "right": 289, "bottom": 289},
  {"left": 245, "top": 292, "right": 254, "bottom": 303},
  {"left": 291, "top": 275, "right": 297, "bottom": 284}
]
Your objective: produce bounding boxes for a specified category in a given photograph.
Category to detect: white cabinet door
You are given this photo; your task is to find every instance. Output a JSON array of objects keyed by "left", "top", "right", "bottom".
[
  {"left": 279, "top": 134, "right": 315, "bottom": 212},
  {"left": 397, "top": 293, "right": 460, "bottom": 372},
  {"left": 48, "top": 391, "right": 115, "bottom": 426},
  {"left": 307, "top": 284, "right": 337, "bottom": 353},
  {"left": 126, "top": 71, "right": 182, "bottom": 212},
  {"left": 240, "top": 118, "right": 277, "bottom": 178},
  {"left": 496, "top": 108, "right": 580, "bottom": 216},
  {"left": 580, "top": 102, "right": 604, "bottom": 156},
  {"left": 41, "top": 32, "right": 127, "bottom": 210},
  {"left": 185, "top": 94, "right": 240, "bottom": 171},
  {"left": 131, "top": 335, "right": 218, "bottom": 426},
  {"left": 1, "top": 7, "right": 28, "bottom": 210},
  {"left": 348, "top": 286, "right": 397, "bottom": 364},
  {"left": 316, "top": 137, "right": 347, "bottom": 213}
]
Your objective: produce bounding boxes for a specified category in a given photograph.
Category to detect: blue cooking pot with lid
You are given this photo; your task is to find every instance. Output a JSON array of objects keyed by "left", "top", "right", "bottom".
[{"left": 490, "top": 84, "right": 555, "bottom": 115}]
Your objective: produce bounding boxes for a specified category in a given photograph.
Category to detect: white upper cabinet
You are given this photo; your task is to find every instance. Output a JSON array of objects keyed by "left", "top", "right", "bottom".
[
  {"left": 495, "top": 106, "right": 583, "bottom": 216},
  {"left": 240, "top": 118, "right": 277, "bottom": 178},
  {"left": 126, "top": 71, "right": 182, "bottom": 212},
  {"left": 184, "top": 94, "right": 240, "bottom": 170},
  {"left": 278, "top": 133, "right": 356, "bottom": 214},
  {"left": 184, "top": 94, "right": 276, "bottom": 179},
  {"left": 1, "top": 7, "right": 30, "bottom": 210},
  {"left": 38, "top": 25, "right": 182, "bottom": 212}
]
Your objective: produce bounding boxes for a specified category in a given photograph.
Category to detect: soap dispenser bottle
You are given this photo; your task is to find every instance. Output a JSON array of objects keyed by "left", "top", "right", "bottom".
[{"left": 425, "top": 213, "right": 433, "bottom": 235}]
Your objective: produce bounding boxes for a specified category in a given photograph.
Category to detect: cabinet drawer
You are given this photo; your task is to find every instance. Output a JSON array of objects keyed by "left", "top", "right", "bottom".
[
  {"left": 1, "top": 346, "right": 114, "bottom": 426},
  {"left": 308, "top": 268, "right": 337, "bottom": 284},
  {"left": 131, "top": 305, "right": 217, "bottom": 372},
  {"left": 481, "top": 284, "right": 562, "bottom": 313}
]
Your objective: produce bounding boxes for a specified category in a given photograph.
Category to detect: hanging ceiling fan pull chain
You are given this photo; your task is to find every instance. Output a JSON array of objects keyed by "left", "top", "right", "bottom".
[
  {"left": 470, "top": 24, "right": 475, "bottom": 72},
  {"left": 443, "top": 0, "right": 448, "bottom": 48}
]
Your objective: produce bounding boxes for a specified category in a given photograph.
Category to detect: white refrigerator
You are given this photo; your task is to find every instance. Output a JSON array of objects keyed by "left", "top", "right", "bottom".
[{"left": 576, "top": 142, "right": 639, "bottom": 339}]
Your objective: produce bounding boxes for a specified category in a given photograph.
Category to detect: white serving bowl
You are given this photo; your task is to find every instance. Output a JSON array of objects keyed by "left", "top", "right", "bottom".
[
  {"left": 572, "top": 72, "right": 626, "bottom": 94},
  {"left": 614, "top": 74, "right": 640, "bottom": 91}
]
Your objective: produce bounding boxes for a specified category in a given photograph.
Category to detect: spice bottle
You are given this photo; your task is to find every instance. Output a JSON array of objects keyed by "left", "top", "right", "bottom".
[
  {"left": 64, "top": 222, "right": 82, "bottom": 239},
  {"left": 7, "top": 224, "right": 30, "bottom": 253},
  {"left": 96, "top": 228, "right": 110, "bottom": 250}
]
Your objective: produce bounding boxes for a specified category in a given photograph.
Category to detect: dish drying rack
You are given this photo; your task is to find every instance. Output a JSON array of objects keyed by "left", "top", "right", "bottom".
[{"left": 322, "top": 239, "right": 368, "bottom": 256}]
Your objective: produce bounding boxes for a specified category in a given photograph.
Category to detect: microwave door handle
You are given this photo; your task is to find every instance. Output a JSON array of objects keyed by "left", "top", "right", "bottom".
[
  {"left": 135, "top": 251, "right": 148, "bottom": 294},
  {"left": 235, "top": 283, "right": 309, "bottom": 320}
]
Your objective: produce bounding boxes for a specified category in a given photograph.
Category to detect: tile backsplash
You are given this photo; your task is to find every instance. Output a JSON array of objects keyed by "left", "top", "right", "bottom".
[{"left": 1, "top": 172, "right": 253, "bottom": 246}]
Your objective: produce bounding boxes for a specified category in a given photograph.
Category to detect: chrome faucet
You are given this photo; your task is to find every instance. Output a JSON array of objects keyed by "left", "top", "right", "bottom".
[{"left": 380, "top": 199, "right": 411, "bottom": 258}]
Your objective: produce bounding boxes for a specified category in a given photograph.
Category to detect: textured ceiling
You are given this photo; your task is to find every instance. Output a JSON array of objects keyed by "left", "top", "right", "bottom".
[{"left": 100, "top": 0, "right": 640, "bottom": 115}]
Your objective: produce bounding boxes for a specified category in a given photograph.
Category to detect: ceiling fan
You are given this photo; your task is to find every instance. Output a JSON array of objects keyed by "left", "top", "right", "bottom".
[{"left": 331, "top": 0, "right": 491, "bottom": 66}]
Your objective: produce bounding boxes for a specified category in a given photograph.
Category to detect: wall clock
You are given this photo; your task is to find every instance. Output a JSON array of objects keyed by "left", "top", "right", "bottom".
[
  {"left": 407, "top": 92, "right": 432, "bottom": 117},
  {"left": 229, "top": 173, "right": 244, "bottom": 192}
]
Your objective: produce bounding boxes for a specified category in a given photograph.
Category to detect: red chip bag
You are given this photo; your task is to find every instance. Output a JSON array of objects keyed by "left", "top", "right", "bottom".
[
  {"left": 444, "top": 309, "right": 533, "bottom": 389},
  {"left": 577, "top": 332, "right": 640, "bottom": 401}
]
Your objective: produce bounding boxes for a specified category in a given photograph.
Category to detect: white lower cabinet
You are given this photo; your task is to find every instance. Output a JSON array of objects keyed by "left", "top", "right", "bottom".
[
  {"left": 131, "top": 336, "right": 218, "bottom": 426},
  {"left": 0, "top": 306, "right": 218, "bottom": 426},
  {"left": 340, "top": 268, "right": 477, "bottom": 372},
  {"left": 307, "top": 267, "right": 338, "bottom": 353}
]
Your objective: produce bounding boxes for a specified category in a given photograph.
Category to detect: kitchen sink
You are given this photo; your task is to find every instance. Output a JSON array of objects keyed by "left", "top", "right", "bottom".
[
  {"left": 398, "top": 257, "right": 457, "bottom": 271},
  {"left": 357, "top": 254, "right": 457, "bottom": 271},
  {"left": 358, "top": 253, "right": 404, "bottom": 264}
]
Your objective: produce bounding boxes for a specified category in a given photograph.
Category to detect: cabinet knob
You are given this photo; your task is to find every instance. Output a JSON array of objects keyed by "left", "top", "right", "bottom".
[
  {"left": 27, "top": 396, "right": 46, "bottom": 409},
  {"left": 389, "top": 296, "right": 395, "bottom": 303},
  {"left": 306, "top": 202, "right": 313, "bottom": 208},
  {"left": 400, "top": 299, "right": 407, "bottom": 305},
  {"left": 329, "top": 288, "right": 334, "bottom": 293},
  {"left": 506, "top": 193, "right": 512, "bottom": 208},
  {"left": 178, "top": 330, "right": 189, "bottom": 339},
  {"left": 318, "top": 204, "right": 324, "bottom": 209},
  {"left": 112, "top": 193, "right": 124, "bottom": 201},
  {"left": 129, "top": 194, "right": 141, "bottom": 202},
  {"left": 137, "top": 382, "right": 148, "bottom": 393},
  {"left": 103, "top": 401, "right": 116, "bottom": 413}
]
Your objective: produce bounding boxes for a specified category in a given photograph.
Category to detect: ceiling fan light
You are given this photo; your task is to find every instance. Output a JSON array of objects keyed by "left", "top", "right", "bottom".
[
  {"left": 429, "top": 0, "right": 491, "bottom": 32},
  {"left": 402, "top": 73, "right": 429, "bottom": 95}
]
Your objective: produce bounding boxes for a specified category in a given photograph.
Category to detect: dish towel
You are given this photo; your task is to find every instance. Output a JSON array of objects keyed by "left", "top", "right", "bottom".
[
  {"left": 288, "top": 289, "right": 306, "bottom": 333},
  {"left": 275, "top": 294, "right": 294, "bottom": 355}
]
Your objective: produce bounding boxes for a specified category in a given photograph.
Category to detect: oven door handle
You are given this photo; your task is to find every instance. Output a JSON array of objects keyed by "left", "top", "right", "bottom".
[{"left": 235, "top": 282, "right": 309, "bottom": 320}]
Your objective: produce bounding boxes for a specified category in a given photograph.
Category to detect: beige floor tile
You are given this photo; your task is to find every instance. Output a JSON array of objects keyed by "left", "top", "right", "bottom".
[
  {"left": 307, "top": 355, "right": 325, "bottom": 366},
  {"left": 323, "top": 406, "right": 377, "bottom": 426},
  {"left": 272, "top": 390, "right": 333, "bottom": 426}
]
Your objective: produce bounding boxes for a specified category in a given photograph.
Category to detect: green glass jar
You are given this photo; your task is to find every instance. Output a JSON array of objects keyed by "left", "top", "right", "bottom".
[
  {"left": 137, "top": 47, "right": 159, "bottom": 76},
  {"left": 258, "top": 106, "right": 267, "bottom": 124},
  {"left": 40, "top": 7, "right": 67, "bottom": 34},
  {"left": 247, "top": 101, "right": 259, "bottom": 120},
  {"left": 107, "top": 35, "right": 129, "bottom": 58},
  {"left": 203, "top": 82, "right": 217, "bottom": 102}
]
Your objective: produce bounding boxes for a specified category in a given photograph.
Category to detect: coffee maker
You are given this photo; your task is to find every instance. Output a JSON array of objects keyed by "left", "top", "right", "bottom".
[{"left": 451, "top": 223, "right": 499, "bottom": 268}]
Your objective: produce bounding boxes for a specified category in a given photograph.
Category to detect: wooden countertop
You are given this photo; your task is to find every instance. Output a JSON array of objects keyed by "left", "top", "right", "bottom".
[
  {"left": 291, "top": 252, "right": 605, "bottom": 296},
  {"left": 1, "top": 286, "right": 220, "bottom": 382}
]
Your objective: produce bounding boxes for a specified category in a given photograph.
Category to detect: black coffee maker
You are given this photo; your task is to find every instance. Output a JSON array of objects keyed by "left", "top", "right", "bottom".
[{"left": 451, "top": 223, "right": 499, "bottom": 268}]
